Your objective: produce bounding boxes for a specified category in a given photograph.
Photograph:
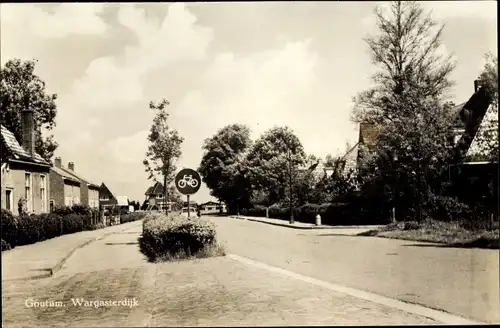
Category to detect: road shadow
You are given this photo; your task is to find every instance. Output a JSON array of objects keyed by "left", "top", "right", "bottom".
[
  {"left": 402, "top": 238, "right": 498, "bottom": 250},
  {"left": 104, "top": 242, "right": 139, "bottom": 246},
  {"left": 317, "top": 233, "right": 357, "bottom": 237}
]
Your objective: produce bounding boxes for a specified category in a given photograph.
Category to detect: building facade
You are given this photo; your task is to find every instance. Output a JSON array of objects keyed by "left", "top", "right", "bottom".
[
  {"left": 49, "top": 158, "right": 82, "bottom": 209},
  {"left": 1, "top": 110, "right": 51, "bottom": 215}
]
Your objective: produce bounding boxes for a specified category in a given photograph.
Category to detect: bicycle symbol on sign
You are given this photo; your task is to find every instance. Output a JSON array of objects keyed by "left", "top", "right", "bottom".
[{"left": 177, "top": 175, "right": 199, "bottom": 189}]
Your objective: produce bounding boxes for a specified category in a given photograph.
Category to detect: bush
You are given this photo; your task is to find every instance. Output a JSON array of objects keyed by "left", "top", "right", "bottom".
[
  {"left": 52, "top": 205, "right": 74, "bottom": 216},
  {"left": 426, "top": 194, "right": 471, "bottom": 222},
  {"left": 139, "top": 213, "right": 224, "bottom": 262},
  {"left": 1, "top": 209, "right": 18, "bottom": 248},
  {"left": 37, "top": 213, "right": 63, "bottom": 241},
  {"left": 120, "top": 212, "right": 147, "bottom": 224},
  {"left": 71, "top": 204, "right": 93, "bottom": 216},
  {"left": 16, "top": 214, "right": 42, "bottom": 246},
  {"left": 297, "top": 203, "right": 320, "bottom": 223},
  {"left": 1, "top": 239, "right": 11, "bottom": 251},
  {"left": 61, "top": 213, "right": 85, "bottom": 234}
]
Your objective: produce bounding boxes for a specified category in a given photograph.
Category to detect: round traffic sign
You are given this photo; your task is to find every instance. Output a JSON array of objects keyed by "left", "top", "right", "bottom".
[{"left": 175, "top": 168, "right": 201, "bottom": 195}]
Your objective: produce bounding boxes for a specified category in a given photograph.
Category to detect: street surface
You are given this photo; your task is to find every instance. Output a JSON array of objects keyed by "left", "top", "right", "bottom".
[
  {"left": 212, "top": 216, "right": 499, "bottom": 323},
  {"left": 2, "top": 216, "right": 498, "bottom": 326}
]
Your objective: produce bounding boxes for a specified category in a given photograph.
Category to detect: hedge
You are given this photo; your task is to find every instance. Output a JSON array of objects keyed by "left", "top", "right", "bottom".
[
  {"left": 1, "top": 207, "right": 146, "bottom": 252},
  {"left": 243, "top": 202, "right": 391, "bottom": 226},
  {"left": 120, "top": 211, "right": 147, "bottom": 224},
  {"left": 139, "top": 212, "right": 221, "bottom": 262}
]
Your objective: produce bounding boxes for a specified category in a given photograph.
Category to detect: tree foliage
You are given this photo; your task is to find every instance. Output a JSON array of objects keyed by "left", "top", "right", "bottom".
[
  {"left": 479, "top": 52, "right": 498, "bottom": 106},
  {"left": 198, "top": 124, "right": 253, "bottom": 214},
  {"left": 0, "top": 58, "right": 58, "bottom": 161},
  {"left": 143, "top": 99, "right": 184, "bottom": 214},
  {"left": 246, "top": 126, "right": 306, "bottom": 205},
  {"left": 352, "top": 1, "right": 461, "bottom": 221},
  {"left": 352, "top": 1, "right": 456, "bottom": 124}
]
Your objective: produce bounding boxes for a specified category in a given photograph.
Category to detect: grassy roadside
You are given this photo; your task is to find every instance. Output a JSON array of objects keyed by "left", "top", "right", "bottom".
[{"left": 358, "top": 219, "right": 499, "bottom": 249}]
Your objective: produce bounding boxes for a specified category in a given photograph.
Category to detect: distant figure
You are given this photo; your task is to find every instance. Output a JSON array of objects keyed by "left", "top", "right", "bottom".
[{"left": 18, "top": 198, "right": 27, "bottom": 215}]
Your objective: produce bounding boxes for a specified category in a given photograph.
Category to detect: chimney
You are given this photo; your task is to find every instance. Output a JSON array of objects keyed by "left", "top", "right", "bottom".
[
  {"left": 54, "top": 157, "right": 62, "bottom": 168},
  {"left": 68, "top": 162, "right": 74, "bottom": 171},
  {"left": 474, "top": 79, "right": 481, "bottom": 92},
  {"left": 21, "top": 109, "right": 35, "bottom": 157}
]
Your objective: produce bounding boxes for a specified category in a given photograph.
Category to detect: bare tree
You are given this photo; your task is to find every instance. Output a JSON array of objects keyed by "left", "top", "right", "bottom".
[{"left": 143, "top": 99, "right": 184, "bottom": 215}]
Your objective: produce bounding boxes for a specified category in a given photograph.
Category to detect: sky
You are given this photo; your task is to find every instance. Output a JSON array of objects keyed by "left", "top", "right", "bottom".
[{"left": 1, "top": 2, "right": 497, "bottom": 204}]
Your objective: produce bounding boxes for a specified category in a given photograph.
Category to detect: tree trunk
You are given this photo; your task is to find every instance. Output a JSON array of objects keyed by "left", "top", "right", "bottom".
[{"left": 163, "top": 174, "right": 169, "bottom": 215}]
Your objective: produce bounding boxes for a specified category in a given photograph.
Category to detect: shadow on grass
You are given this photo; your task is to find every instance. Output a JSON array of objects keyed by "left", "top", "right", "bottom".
[
  {"left": 357, "top": 230, "right": 379, "bottom": 236},
  {"left": 357, "top": 230, "right": 499, "bottom": 249},
  {"left": 402, "top": 237, "right": 499, "bottom": 250}
]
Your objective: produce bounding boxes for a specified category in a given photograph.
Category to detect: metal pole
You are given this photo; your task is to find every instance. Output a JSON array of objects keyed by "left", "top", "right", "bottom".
[{"left": 187, "top": 194, "right": 190, "bottom": 218}]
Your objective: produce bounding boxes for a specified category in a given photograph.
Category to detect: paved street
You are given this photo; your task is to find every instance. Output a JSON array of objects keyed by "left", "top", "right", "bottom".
[
  {"left": 3, "top": 219, "right": 441, "bottom": 327},
  {"left": 211, "top": 216, "right": 500, "bottom": 323}
]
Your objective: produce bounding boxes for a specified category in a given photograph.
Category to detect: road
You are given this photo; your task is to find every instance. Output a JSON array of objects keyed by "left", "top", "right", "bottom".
[
  {"left": 2, "top": 216, "right": 497, "bottom": 326},
  {"left": 211, "top": 216, "right": 500, "bottom": 323}
]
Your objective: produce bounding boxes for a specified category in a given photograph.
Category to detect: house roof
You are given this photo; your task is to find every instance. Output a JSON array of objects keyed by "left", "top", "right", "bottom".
[
  {"left": 0, "top": 125, "right": 49, "bottom": 166},
  {"left": 145, "top": 181, "right": 164, "bottom": 195},
  {"left": 116, "top": 196, "right": 129, "bottom": 206},
  {"left": 99, "top": 183, "right": 115, "bottom": 199},
  {"left": 60, "top": 166, "right": 99, "bottom": 188},
  {"left": 201, "top": 201, "right": 220, "bottom": 206},
  {"left": 51, "top": 166, "right": 81, "bottom": 184}
]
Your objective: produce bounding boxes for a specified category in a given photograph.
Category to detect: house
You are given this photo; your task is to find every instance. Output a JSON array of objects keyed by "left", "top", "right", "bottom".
[
  {"left": 99, "top": 183, "right": 118, "bottom": 209},
  {"left": 299, "top": 158, "right": 336, "bottom": 181},
  {"left": 144, "top": 182, "right": 174, "bottom": 211},
  {"left": 182, "top": 200, "right": 198, "bottom": 209},
  {"left": 116, "top": 196, "right": 130, "bottom": 213},
  {"left": 446, "top": 80, "right": 498, "bottom": 212},
  {"left": 337, "top": 79, "right": 493, "bottom": 176},
  {"left": 49, "top": 158, "right": 82, "bottom": 210},
  {"left": 58, "top": 161, "right": 100, "bottom": 209},
  {"left": 199, "top": 201, "right": 227, "bottom": 214},
  {"left": 1, "top": 109, "right": 51, "bottom": 215}
]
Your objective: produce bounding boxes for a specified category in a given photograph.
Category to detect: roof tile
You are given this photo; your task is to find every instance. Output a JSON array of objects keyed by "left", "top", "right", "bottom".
[{"left": 1, "top": 125, "right": 49, "bottom": 165}]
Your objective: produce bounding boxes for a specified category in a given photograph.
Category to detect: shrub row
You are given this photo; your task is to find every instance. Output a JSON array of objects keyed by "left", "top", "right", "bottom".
[
  {"left": 1, "top": 206, "right": 146, "bottom": 252},
  {"left": 120, "top": 211, "right": 147, "bottom": 224},
  {"left": 139, "top": 213, "right": 220, "bottom": 262},
  {"left": 242, "top": 202, "right": 391, "bottom": 226}
]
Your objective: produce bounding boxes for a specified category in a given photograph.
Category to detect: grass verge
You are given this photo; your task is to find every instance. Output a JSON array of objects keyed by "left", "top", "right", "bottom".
[{"left": 358, "top": 219, "right": 499, "bottom": 249}]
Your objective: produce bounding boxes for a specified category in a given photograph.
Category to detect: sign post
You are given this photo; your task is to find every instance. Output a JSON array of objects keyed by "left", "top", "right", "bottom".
[{"left": 175, "top": 168, "right": 201, "bottom": 218}]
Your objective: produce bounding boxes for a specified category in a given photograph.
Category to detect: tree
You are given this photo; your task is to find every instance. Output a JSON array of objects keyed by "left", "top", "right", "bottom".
[
  {"left": 352, "top": 1, "right": 456, "bottom": 124},
  {"left": 246, "top": 126, "right": 306, "bottom": 205},
  {"left": 0, "top": 58, "right": 58, "bottom": 161},
  {"left": 166, "top": 184, "right": 183, "bottom": 211},
  {"left": 479, "top": 52, "right": 498, "bottom": 106},
  {"left": 198, "top": 124, "right": 253, "bottom": 214},
  {"left": 143, "top": 99, "right": 184, "bottom": 215},
  {"left": 352, "top": 1, "right": 459, "bottom": 222}
]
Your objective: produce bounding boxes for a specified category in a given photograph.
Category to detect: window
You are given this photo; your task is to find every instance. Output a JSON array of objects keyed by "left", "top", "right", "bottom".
[
  {"left": 5, "top": 188, "right": 13, "bottom": 211},
  {"left": 100, "top": 195, "right": 109, "bottom": 201},
  {"left": 25, "top": 173, "right": 32, "bottom": 212},
  {"left": 40, "top": 175, "right": 47, "bottom": 212},
  {"left": 157, "top": 194, "right": 163, "bottom": 199},
  {"left": 72, "top": 185, "right": 80, "bottom": 204},
  {"left": 50, "top": 200, "right": 55, "bottom": 212}
]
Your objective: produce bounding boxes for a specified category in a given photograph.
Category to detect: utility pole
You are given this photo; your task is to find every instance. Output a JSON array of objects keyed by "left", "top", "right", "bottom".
[{"left": 287, "top": 147, "right": 295, "bottom": 224}]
